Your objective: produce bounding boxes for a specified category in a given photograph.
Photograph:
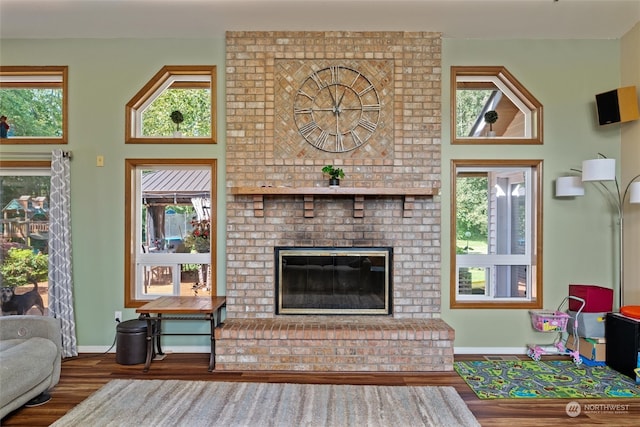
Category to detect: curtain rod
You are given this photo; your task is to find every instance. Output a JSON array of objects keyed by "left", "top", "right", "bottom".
[{"left": 0, "top": 150, "right": 72, "bottom": 160}]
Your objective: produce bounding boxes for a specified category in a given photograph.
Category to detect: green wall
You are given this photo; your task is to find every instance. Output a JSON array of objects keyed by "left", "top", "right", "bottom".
[
  {"left": 442, "top": 38, "right": 622, "bottom": 349},
  {"left": 0, "top": 39, "right": 227, "bottom": 347},
  {"left": 0, "top": 37, "right": 623, "bottom": 351}
]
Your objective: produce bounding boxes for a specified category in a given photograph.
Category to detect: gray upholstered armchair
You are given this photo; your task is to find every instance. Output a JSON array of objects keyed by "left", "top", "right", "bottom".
[{"left": 0, "top": 315, "right": 62, "bottom": 419}]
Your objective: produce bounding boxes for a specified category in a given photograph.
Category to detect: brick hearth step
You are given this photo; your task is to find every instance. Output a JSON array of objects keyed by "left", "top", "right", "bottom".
[{"left": 215, "top": 317, "right": 454, "bottom": 372}]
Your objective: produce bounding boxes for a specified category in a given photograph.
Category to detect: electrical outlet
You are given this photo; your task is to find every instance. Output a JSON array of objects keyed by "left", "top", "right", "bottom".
[{"left": 114, "top": 311, "right": 122, "bottom": 322}]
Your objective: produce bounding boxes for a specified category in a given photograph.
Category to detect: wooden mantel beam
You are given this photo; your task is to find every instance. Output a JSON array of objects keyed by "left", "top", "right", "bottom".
[{"left": 230, "top": 187, "right": 437, "bottom": 218}]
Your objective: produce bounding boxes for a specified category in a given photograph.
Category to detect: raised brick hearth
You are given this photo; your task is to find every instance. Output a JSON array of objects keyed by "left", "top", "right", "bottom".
[
  {"left": 222, "top": 31, "right": 451, "bottom": 372},
  {"left": 216, "top": 317, "right": 454, "bottom": 371}
]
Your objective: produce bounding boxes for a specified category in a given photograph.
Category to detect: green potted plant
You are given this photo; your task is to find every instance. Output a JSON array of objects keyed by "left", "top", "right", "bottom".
[
  {"left": 322, "top": 165, "right": 345, "bottom": 187},
  {"left": 484, "top": 110, "right": 498, "bottom": 137},
  {"left": 170, "top": 110, "right": 184, "bottom": 137}
]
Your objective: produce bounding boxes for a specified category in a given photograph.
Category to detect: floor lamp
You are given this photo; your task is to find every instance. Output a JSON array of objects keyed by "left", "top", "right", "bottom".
[{"left": 556, "top": 154, "right": 640, "bottom": 309}]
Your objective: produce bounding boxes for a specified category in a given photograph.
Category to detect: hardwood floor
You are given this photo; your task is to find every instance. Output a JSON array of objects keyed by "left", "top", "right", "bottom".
[{"left": 2, "top": 353, "right": 638, "bottom": 426}]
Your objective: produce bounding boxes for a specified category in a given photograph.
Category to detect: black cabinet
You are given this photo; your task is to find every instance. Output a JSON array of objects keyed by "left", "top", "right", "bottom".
[{"left": 605, "top": 313, "right": 640, "bottom": 380}]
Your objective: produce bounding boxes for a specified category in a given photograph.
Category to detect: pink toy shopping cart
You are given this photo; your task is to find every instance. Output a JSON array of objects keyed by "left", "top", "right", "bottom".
[{"left": 526, "top": 296, "right": 585, "bottom": 365}]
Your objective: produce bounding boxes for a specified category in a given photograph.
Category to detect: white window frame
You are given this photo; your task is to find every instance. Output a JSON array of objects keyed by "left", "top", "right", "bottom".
[
  {"left": 457, "top": 75, "right": 534, "bottom": 138},
  {"left": 133, "top": 168, "right": 211, "bottom": 300}
]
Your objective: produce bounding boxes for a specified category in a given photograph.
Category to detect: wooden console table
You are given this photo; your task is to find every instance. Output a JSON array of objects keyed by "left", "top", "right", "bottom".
[{"left": 136, "top": 296, "right": 226, "bottom": 372}]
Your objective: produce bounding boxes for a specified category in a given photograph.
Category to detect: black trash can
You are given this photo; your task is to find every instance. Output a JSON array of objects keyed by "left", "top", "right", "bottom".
[{"left": 116, "top": 319, "right": 153, "bottom": 365}]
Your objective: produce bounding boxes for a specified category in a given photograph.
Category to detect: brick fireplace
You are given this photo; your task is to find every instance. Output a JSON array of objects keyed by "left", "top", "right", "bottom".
[{"left": 217, "top": 31, "right": 453, "bottom": 372}]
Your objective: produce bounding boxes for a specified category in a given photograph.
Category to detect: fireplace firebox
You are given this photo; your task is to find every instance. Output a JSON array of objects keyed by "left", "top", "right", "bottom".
[{"left": 275, "top": 247, "right": 392, "bottom": 315}]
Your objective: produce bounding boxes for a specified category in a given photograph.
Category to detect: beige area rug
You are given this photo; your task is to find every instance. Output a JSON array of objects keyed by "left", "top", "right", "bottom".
[{"left": 51, "top": 379, "right": 480, "bottom": 427}]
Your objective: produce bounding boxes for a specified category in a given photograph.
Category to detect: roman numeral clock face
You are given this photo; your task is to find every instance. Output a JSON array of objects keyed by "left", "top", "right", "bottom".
[{"left": 294, "top": 66, "right": 381, "bottom": 153}]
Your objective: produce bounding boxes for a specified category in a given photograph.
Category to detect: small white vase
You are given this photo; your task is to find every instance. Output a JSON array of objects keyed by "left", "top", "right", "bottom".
[{"left": 173, "top": 131, "right": 183, "bottom": 138}]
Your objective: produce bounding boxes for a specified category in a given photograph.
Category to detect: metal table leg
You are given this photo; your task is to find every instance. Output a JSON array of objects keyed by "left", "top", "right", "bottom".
[
  {"left": 208, "top": 313, "right": 215, "bottom": 372},
  {"left": 141, "top": 314, "right": 154, "bottom": 373},
  {"left": 208, "top": 305, "right": 225, "bottom": 371},
  {"left": 155, "top": 314, "right": 164, "bottom": 356}
]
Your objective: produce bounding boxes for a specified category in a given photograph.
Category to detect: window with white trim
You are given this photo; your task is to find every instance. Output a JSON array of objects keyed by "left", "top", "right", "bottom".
[
  {"left": 451, "top": 66, "right": 543, "bottom": 145},
  {"left": 0, "top": 66, "right": 68, "bottom": 144},
  {"left": 451, "top": 159, "right": 542, "bottom": 308},
  {"left": 125, "top": 159, "right": 217, "bottom": 307},
  {"left": 0, "top": 161, "right": 51, "bottom": 315},
  {"left": 125, "top": 65, "right": 216, "bottom": 144}
]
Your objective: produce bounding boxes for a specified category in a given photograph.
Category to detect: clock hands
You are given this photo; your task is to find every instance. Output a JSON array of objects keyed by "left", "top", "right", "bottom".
[
  {"left": 325, "top": 83, "right": 339, "bottom": 114},
  {"left": 323, "top": 83, "right": 350, "bottom": 116},
  {"left": 335, "top": 89, "right": 347, "bottom": 114}
]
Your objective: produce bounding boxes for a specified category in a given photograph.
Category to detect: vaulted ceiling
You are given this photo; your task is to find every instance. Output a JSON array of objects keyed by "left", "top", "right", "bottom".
[{"left": 0, "top": 0, "right": 638, "bottom": 40}]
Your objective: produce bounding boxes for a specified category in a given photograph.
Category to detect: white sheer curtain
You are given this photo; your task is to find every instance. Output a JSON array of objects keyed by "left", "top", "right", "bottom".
[{"left": 48, "top": 149, "right": 77, "bottom": 357}]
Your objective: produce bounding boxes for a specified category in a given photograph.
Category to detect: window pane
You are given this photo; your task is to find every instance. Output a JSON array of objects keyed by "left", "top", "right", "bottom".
[
  {"left": 141, "top": 88, "right": 212, "bottom": 137},
  {"left": 456, "top": 88, "right": 493, "bottom": 137},
  {"left": 455, "top": 175, "right": 488, "bottom": 254},
  {"left": 0, "top": 171, "right": 50, "bottom": 315},
  {"left": 0, "top": 88, "right": 63, "bottom": 137},
  {"left": 455, "top": 86, "right": 524, "bottom": 138},
  {"left": 139, "top": 167, "right": 211, "bottom": 254},
  {"left": 0, "top": 66, "right": 67, "bottom": 144},
  {"left": 138, "top": 263, "right": 211, "bottom": 298},
  {"left": 129, "top": 163, "right": 214, "bottom": 303},
  {"left": 494, "top": 265, "right": 528, "bottom": 298},
  {"left": 141, "top": 205, "right": 200, "bottom": 254},
  {"left": 141, "top": 265, "right": 175, "bottom": 295},
  {"left": 510, "top": 182, "right": 526, "bottom": 255},
  {"left": 458, "top": 265, "right": 528, "bottom": 299},
  {"left": 182, "top": 263, "right": 211, "bottom": 296},
  {"left": 491, "top": 171, "right": 527, "bottom": 255},
  {"left": 458, "top": 266, "right": 487, "bottom": 295},
  {"left": 457, "top": 169, "right": 527, "bottom": 256}
]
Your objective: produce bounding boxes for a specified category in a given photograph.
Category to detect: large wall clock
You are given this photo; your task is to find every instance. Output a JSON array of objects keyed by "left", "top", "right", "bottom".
[{"left": 293, "top": 65, "right": 381, "bottom": 153}]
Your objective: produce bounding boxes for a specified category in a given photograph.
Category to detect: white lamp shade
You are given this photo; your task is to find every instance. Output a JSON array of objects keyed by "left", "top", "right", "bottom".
[
  {"left": 582, "top": 158, "right": 616, "bottom": 181},
  {"left": 630, "top": 181, "right": 640, "bottom": 204},
  {"left": 555, "top": 176, "right": 585, "bottom": 197}
]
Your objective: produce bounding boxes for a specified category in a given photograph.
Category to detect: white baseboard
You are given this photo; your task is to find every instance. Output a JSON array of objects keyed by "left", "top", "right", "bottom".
[
  {"left": 81, "top": 345, "right": 527, "bottom": 355},
  {"left": 78, "top": 345, "right": 211, "bottom": 354},
  {"left": 454, "top": 347, "right": 528, "bottom": 354}
]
